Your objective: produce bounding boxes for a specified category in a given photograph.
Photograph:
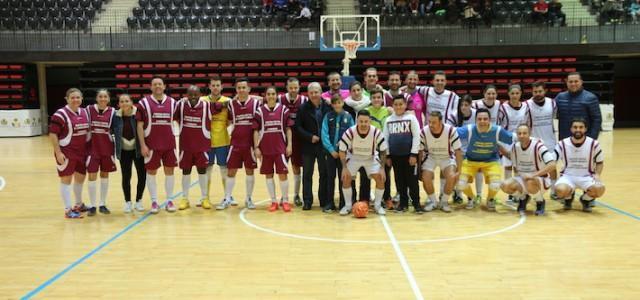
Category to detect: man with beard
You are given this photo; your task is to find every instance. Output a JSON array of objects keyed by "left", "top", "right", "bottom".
[
  {"left": 555, "top": 72, "right": 602, "bottom": 140},
  {"left": 321, "top": 72, "right": 350, "bottom": 103},
  {"left": 526, "top": 81, "right": 559, "bottom": 195}
]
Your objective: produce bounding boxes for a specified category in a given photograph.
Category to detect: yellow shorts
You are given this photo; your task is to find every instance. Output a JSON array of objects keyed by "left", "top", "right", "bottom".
[{"left": 460, "top": 160, "right": 502, "bottom": 183}]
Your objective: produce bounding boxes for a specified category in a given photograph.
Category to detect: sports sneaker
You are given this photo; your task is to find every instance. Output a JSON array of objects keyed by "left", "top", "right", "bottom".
[
  {"left": 413, "top": 206, "right": 425, "bottom": 215},
  {"left": 269, "top": 202, "right": 279, "bottom": 212},
  {"left": 424, "top": 200, "right": 437, "bottom": 212},
  {"left": 453, "top": 192, "right": 464, "bottom": 204},
  {"left": 505, "top": 195, "right": 516, "bottom": 206},
  {"left": 339, "top": 206, "right": 351, "bottom": 216},
  {"left": 293, "top": 195, "right": 302, "bottom": 207},
  {"left": 75, "top": 203, "right": 89, "bottom": 212},
  {"left": 201, "top": 198, "right": 212, "bottom": 209},
  {"left": 440, "top": 201, "right": 452, "bottom": 213},
  {"left": 216, "top": 199, "right": 230, "bottom": 210},
  {"left": 87, "top": 207, "right": 97, "bottom": 217},
  {"left": 487, "top": 198, "right": 497, "bottom": 211},
  {"left": 245, "top": 198, "right": 256, "bottom": 209},
  {"left": 124, "top": 201, "right": 133, "bottom": 213},
  {"left": 580, "top": 199, "right": 593, "bottom": 213},
  {"left": 466, "top": 199, "right": 475, "bottom": 210},
  {"left": 517, "top": 195, "right": 529, "bottom": 215},
  {"left": 563, "top": 199, "right": 573, "bottom": 210},
  {"left": 535, "top": 200, "right": 545, "bottom": 216},
  {"left": 229, "top": 197, "right": 238, "bottom": 206},
  {"left": 385, "top": 198, "right": 394, "bottom": 210},
  {"left": 134, "top": 201, "right": 144, "bottom": 212},
  {"left": 473, "top": 195, "right": 482, "bottom": 205},
  {"left": 282, "top": 202, "right": 292, "bottom": 212},
  {"left": 375, "top": 205, "right": 386, "bottom": 215},
  {"left": 166, "top": 200, "right": 177, "bottom": 212},
  {"left": 98, "top": 206, "right": 111, "bottom": 214},
  {"left": 178, "top": 198, "right": 190, "bottom": 210},
  {"left": 65, "top": 209, "right": 83, "bottom": 219},
  {"left": 196, "top": 199, "right": 203, "bottom": 207},
  {"left": 150, "top": 201, "right": 160, "bottom": 214},
  {"left": 395, "top": 206, "right": 407, "bottom": 213}
]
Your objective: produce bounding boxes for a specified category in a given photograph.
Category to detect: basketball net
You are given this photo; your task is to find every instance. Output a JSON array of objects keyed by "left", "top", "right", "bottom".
[{"left": 340, "top": 39, "right": 360, "bottom": 77}]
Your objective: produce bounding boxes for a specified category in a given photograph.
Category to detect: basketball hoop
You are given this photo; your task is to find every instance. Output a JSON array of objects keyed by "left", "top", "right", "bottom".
[{"left": 341, "top": 39, "right": 360, "bottom": 60}]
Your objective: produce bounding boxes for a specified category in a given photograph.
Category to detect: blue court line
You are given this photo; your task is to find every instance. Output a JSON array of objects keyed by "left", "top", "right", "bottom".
[
  {"left": 595, "top": 200, "right": 640, "bottom": 221},
  {"left": 21, "top": 181, "right": 199, "bottom": 300}
]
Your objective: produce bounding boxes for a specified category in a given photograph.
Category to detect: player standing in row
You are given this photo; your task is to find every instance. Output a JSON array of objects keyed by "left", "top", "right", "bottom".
[
  {"left": 50, "top": 88, "right": 90, "bottom": 218},
  {"left": 384, "top": 71, "right": 410, "bottom": 107},
  {"left": 255, "top": 87, "right": 294, "bottom": 212},
  {"left": 338, "top": 110, "right": 388, "bottom": 216},
  {"left": 526, "top": 81, "right": 559, "bottom": 194},
  {"left": 472, "top": 85, "right": 500, "bottom": 125},
  {"left": 420, "top": 111, "right": 462, "bottom": 213},
  {"left": 175, "top": 86, "right": 213, "bottom": 210},
  {"left": 136, "top": 78, "right": 178, "bottom": 214},
  {"left": 219, "top": 78, "right": 261, "bottom": 210},
  {"left": 362, "top": 67, "right": 385, "bottom": 97},
  {"left": 204, "top": 76, "right": 233, "bottom": 208},
  {"left": 448, "top": 95, "right": 477, "bottom": 204},
  {"left": 86, "top": 89, "right": 116, "bottom": 216},
  {"left": 400, "top": 71, "right": 428, "bottom": 128},
  {"left": 277, "top": 77, "right": 308, "bottom": 207},
  {"left": 500, "top": 124, "right": 556, "bottom": 216},
  {"left": 554, "top": 118, "right": 606, "bottom": 212},
  {"left": 365, "top": 89, "right": 392, "bottom": 208},
  {"left": 321, "top": 72, "right": 350, "bottom": 103},
  {"left": 343, "top": 80, "right": 372, "bottom": 202}
]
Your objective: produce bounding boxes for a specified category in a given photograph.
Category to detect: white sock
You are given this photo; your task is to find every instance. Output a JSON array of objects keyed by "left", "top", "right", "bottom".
[
  {"left": 225, "top": 176, "right": 236, "bottom": 201},
  {"left": 87, "top": 180, "right": 97, "bottom": 208},
  {"left": 342, "top": 187, "right": 353, "bottom": 208},
  {"left": 60, "top": 183, "right": 72, "bottom": 210},
  {"left": 475, "top": 173, "right": 484, "bottom": 197},
  {"left": 439, "top": 176, "right": 445, "bottom": 195},
  {"left": 182, "top": 173, "right": 191, "bottom": 200},
  {"left": 442, "top": 193, "right": 451, "bottom": 204},
  {"left": 280, "top": 179, "right": 289, "bottom": 202},
  {"left": 73, "top": 182, "right": 83, "bottom": 205},
  {"left": 219, "top": 166, "right": 227, "bottom": 189},
  {"left": 165, "top": 175, "right": 174, "bottom": 200},
  {"left": 374, "top": 189, "right": 384, "bottom": 207},
  {"left": 198, "top": 173, "right": 208, "bottom": 199},
  {"left": 428, "top": 193, "right": 437, "bottom": 203},
  {"left": 147, "top": 174, "right": 157, "bottom": 202},
  {"left": 266, "top": 178, "right": 276, "bottom": 202},
  {"left": 99, "top": 178, "right": 108, "bottom": 206},
  {"left": 293, "top": 174, "right": 301, "bottom": 197},
  {"left": 246, "top": 175, "right": 255, "bottom": 200}
]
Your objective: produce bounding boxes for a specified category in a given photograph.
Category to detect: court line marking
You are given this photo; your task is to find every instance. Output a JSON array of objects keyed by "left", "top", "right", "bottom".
[
  {"left": 21, "top": 181, "right": 198, "bottom": 300},
  {"left": 380, "top": 215, "right": 424, "bottom": 300},
  {"left": 595, "top": 200, "right": 640, "bottom": 221},
  {"left": 0, "top": 176, "right": 5, "bottom": 191},
  {"left": 240, "top": 201, "right": 526, "bottom": 244}
]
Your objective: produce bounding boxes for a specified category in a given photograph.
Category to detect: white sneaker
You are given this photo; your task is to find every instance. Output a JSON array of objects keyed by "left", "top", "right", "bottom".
[
  {"left": 375, "top": 205, "right": 386, "bottom": 215},
  {"left": 134, "top": 201, "right": 144, "bottom": 212},
  {"left": 339, "top": 206, "right": 351, "bottom": 216},
  {"left": 216, "top": 199, "right": 231, "bottom": 210},
  {"left": 245, "top": 198, "right": 256, "bottom": 209},
  {"left": 229, "top": 197, "right": 238, "bottom": 206},
  {"left": 424, "top": 200, "right": 437, "bottom": 212},
  {"left": 440, "top": 201, "right": 452, "bottom": 213},
  {"left": 124, "top": 202, "right": 133, "bottom": 213},
  {"left": 150, "top": 201, "right": 159, "bottom": 214}
]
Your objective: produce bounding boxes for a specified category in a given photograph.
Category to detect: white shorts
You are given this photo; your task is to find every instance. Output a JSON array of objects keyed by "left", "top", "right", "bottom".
[
  {"left": 513, "top": 175, "right": 551, "bottom": 194},
  {"left": 421, "top": 157, "right": 456, "bottom": 172},
  {"left": 556, "top": 174, "right": 601, "bottom": 191},
  {"left": 347, "top": 158, "right": 381, "bottom": 178}
]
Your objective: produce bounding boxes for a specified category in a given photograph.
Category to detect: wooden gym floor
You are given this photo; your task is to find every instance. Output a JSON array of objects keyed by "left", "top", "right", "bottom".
[{"left": 0, "top": 130, "right": 639, "bottom": 299}]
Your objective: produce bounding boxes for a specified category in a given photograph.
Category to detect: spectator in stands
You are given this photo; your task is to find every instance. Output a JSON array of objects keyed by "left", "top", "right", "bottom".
[
  {"left": 419, "top": 0, "right": 433, "bottom": 16},
  {"left": 287, "top": 0, "right": 300, "bottom": 14},
  {"left": 629, "top": 0, "right": 640, "bottom": 24},
  {"left": 409, "top": 0, "right": 420, "bottom": 14},
  {"left": 263, "top": 0, "right": 274, "bottom": 14},
  {"left": 463, "top": 3, "right": 481, "bottom": 28},
  {"left": 600, "top": 0, "right": 624, "bottom": 24},
  {"left": 555, "top": 72, "right": 602, "bottom": 140},
  {"left": 549, "top": 0, "right": 567, "bottom": 26},
  {"left": 532, "top": 0, "right": 549, "bottom": 24},
  {"left": 446, "top": 1, "right": 460, "bottom": 23},
  {"left": 480, "top": 0, "right": 494, "bottom": 27},
  {"left": 287, "top": 4, "right": 311, "bottom": 29},
  {"left": 384, "top": 0, "right": 396, "bottom": 14}
]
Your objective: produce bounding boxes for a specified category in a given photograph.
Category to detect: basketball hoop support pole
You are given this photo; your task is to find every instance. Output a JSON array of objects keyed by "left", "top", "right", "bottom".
[{"left": 342, "top": 55, "right": 352, "bottom": 77}]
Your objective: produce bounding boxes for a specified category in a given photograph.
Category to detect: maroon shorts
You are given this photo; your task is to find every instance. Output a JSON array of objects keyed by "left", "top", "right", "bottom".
[
  {"left": 179, "top": 150, "right": 209, "bottom": 170},
  {"left": 144, "top": 148, "right": 178, "bottom": 170},
  {"left": 226, "top": 146, "right": 257, "bottom": 169},
  {"left": 86, "top": 154, "right": 117, "bottom": 173},
  {"left": 260, "top": 153, "right": 289, "bottom": 175},
  {"left": 56, "top": 154, "right": 87, "bottom": 177},
  {"left": 290, "top": 137, "right": 303, "bottom": 167}
]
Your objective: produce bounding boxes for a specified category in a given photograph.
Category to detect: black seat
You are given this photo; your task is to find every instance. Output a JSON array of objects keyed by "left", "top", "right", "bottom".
[
  {"left": 236, "top": 14, "right": 247, "bottom": 26},
  {"left": 52, "top": 15, "right": 63, "bottom": 28},
  {"left": 163, "top": 15, "right": 174, "bottom": 27},
  {"left": 36, "top": 7, "right": 47, "bottom": 17},
  {"left": 261, "top": 13, "right": 272, "bottom": 26},
  {"left": 151, "top": 15, "right": 162, "bottom": 27},
  {"left": 34, "top": 0, "right": 45, "bottom": 8},
  {"left": 61, "top": 7, "right": 71, "bottom": 17},
  {"left": 138, "top": 15, "right": 150, "bottom": 28},
  {"left": 132, "top": 7, "right": 143, "bottom": 17},
  {"left": 149, "top": 0, "right": 160, "bottom": 7},
  {"left": 20, "top": 0, "right": 30, "bottom": 8},
  {"left": 11, "top": 8, "right": 23, "bottom": 17},
  {"left": 139, "top": 0, "right": 149, "bottom": 7},
  {"left": 160, "top": 0, "right": 171, "bottom": 7},
  {"left": 504, "top": 1, "right": 515, "bottom": 10},
  {"left": 79, "top": 0, "right": 91, "bottom": 8},
  {"left": 199, "top": 14, "right": 210, "bottom": 27},
  {"left": 223, "top": 14, "right": 234, "bottom": 26},
  {"left": 239, "top": 5, "right": 249, "bottom": 15},
  {"left": 1, "top": 17, "right": 13, "bottom": 30},
  {"left": 229, "top": 0, "right": 239, "bottom": 6},
  {"left": 204, "top": 5, "right": 214, "bottom": 15},
  {"left": 9, "top": 0, "right": 19, "bottom": 9},
  {"left": 195, "top": 0, "right": 205, "bottom": 6},
  {"left": 510, "top": 10, "right": 522, "bottom": 23},
  {"left": 91, "top": 0, "right": 101, "bottom": 10},
  {"left": 248, "top": 13, "right": 258, "bottom": 26},
  {"left": 240, "top": 0, "right": 251, "bottom": 5},
  {"left": 183, "top": 0, "right": 193, "bottom": 6},
  {"left": 64, "top": 16, "right": 76, "bottom": 29},
  {"left": 227, "top": 5, "right": 237, "bottom": 14},
  {"left": 216, "top": 5, "right": 226, "bottom": 15},
  {"left": 175, "top": 14, "right": 186, "bottom": 27},
  {"left": 188, "top": 14, "right": 198, "bottom": 27},
  {"left": 25, "top": 8, "right": 36, "bottom": 18},
  {"left": 39, "top": 15, "right": 51, "bottom": 28},
  {"left": 48, "top": 7, "right": 59, "bottom": 17},
  {"left": 172, "top": 0, "right": 182, "bottom": 6},
  {"left": 179, "top": 5, "right": 190, "bottom": 16},
  {"left": 212, "top": 13, "right": 222, "bottom": 26},
  {"left": 252, "top": 0, "right": 260, "bottom": 5},
  {"left": 207, "top": 0, "right": 217, "bottom": 6},
  {"left": 69, "top": 0, "right": 79, "bottom": 8},
  {"left": 156, "top": 6, "right": 166, "bottom": 16},
  {"left": 0, "top": 0, "right": 8, "bottom": 8},
  {"left": 72, "top": 6, "right": 83, "bottom": 17},
  {"left": 27, "top": 16, "right": 38, "bottom": 29},
  {"left": 250, "top": 5, "right": 260, "bottom": 15},
  {"left": 493, "top": 1, "right": 505, "bottom": 11},
  {"left": 45, "top": 0, "right": 56, "bottom": 8},
  {"left": 495, "top": 9, "right": 508, "bottom": 24},
  {"left": 84, "top": 7, "right": 94, "bottom": 19},
  {"left": 192, "top": 5, "right": 202, "bottom": 16},
  {"left": 218, "top": 0, "right": 228, "bottom": 5},
  {"left": 383, "top": 13, "right": 394, "bottom": 26},
  {"left": 126, "top": 15, "right": 138, "bottom": 28},
  {"left": 76, "top": 15, "right": 87, "bottom": 29},
  {"left": 144, "top": 6, "right": 155, "bottom": 17},
  {"left": 58, "top": 0, "right": 69, "bottom": 8},
  {"left": 168, "top": 6, "right": 178, "bottom": 16},
  {"left": 0, "top": 8, "right": 9, "bottom": 18},
  {"left": 360, "top": 3, "right": 369, "bottom": 14}
]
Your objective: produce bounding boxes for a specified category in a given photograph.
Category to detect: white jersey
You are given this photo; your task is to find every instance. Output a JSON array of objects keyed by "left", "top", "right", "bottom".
[
  {"left": 339, "top": 125, "right": 388, "bottom": 160},
  {"left": 554, "top": 137, "right": 604, "bottom": 177},
  {"left": 472, "top": 99, "right": 500, "bottom": 124},
  {"left": 526, "top": 97, "right": 557, "bottom": 149},
  {"left": 418, "top": 86, "right": 459, "bottom": 121},
  {"left": 420, "top": 124, "right": 461, "bottom": 161},
  {"left": 446, "top": 108, "right": 476, "bottom": 127},
  {"left": 512, "top": 137, "right": 555, "bottom": 175},
  {"left": 498, "top": 101, "right": 531, "bottom": 132}
]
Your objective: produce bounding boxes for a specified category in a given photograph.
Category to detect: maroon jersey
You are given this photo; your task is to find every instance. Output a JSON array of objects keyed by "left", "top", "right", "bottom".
[
  {"left": 277, "top": 93, "right": 307, "bottom": 121},
  {"left": 87, "top": 104, "right": 115, "bottom": 156},
  {"left": 256, "top": 103, "right": 292, "bottom": 156},
  {"left": 175, "top": 99, "right": 213, "bottom": 153},
  {"left": 49, "top": 105, "right": 90, "bottom": 159},
  {"left": 383, "top": 90, "right": 410, "bottom": 107},
  {"left": 228, "top": 96, "right": 260, "bottom": 148},
  {"left": 136, "top": 94, "right": 177, "bottom": 151}
]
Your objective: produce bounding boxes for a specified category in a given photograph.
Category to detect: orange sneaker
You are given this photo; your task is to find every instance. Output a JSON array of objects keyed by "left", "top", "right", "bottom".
[
  {"left": 268, "top": 202, "right": 279, "bottom": 212},
  {"left": 282, "top": 202, "right": 292, "bottom": 212}
]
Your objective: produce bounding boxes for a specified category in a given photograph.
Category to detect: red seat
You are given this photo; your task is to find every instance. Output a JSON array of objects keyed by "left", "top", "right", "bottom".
[
  {"left": 443, "top": 60, "right": 454, "bottom": 64},
  {"left": 195, "top": 63, "right": 206, "bottom": 68},
  {"left": 142, "top": 64, "right": 153, "bottom": 68},
  {"left": 456, "top": 69, "right": 468, "bottom": 74},
  {"left": 430, "top": 60, "right": 441, "bottom": 65},
  {"left": 115, "top": 64, "right": 127, "bottom": 69},
  {"left": 509, "top": 58, "right": 522, "bottom": 63},
  {"left": 564, "top": 58, "right": 577, "bottom": 62},
  {"left": 497, "top": 69, "right": 509, "bottom": 74},
  {"left": 313, "top": 62, "right": 325, "bottom": 66},
  {"left": 142, "top": 74, "right": 153, "bottom": 78},
  {"left": 496, "top": 59, "right": 508, "bottom": 64},
  {"left": 482, "top": 69, "right": 495, "bottom": 74},
  {"left": 469, "top": 59, "right": 481, "bottom": 64},
  {"left": 551, "top": 58, "right": 564, "bottom": 62},
  {"left": 129, "top": 64, "right": 140, "bottom": 69},
  {"left": 181, "top": 63, "right": 193, "bottom": 68},
  {"left": 523, "top": 58, "right": 536, "bottom": 63},
  {"left": 221, "top": 63, "right": 232, "bottom": 67},
  {"left": 403, "top": 60, "right": 414, "bottom": 65},
  {"left": 537, "top": 68, "right": 549, "bottom": 73},
  {"left": 260, "top": 62, "right": 273, "bottom": 67},
  {"left": 273, "top": 72, "right": 285, "bottom": 77},
  {"left": 155, "top": 64, "right": 167, "bottom": 68},
  {"left": 537, "top": 58, "right": 549, "bottom": 63},
  {"left": 234, "top": 63, "right": 246, "bottom": 67},
  {"left": 287, "top": 72, "right": 298, "bottom": 77},
  {"left": 116, "top": 74, "right": 127, "bottom": 79},
  {"left": 116, "top": 83, "right": 128, "bottom": 89},
  {"left": 469, "top": 69, "right": 481, "bottom": 74},
  {"left": 482, "top": 79, "right": 494, "bottom": 84},
  {"left": 390, "top": 60, "right": 402, "bottom": 65},
  {"left": 456, "top": 79, "right": 468, "bottom": 84},
  {"left": 551, "top": 68, "right": 563, "bottom": 73},
  {"left": 286, "top": 62, "right": 299, "bottom": 66},
  {"left": 313, "top": 72, "right": 325, "bottom": 77},
  {"left": 564, "top": 68, "right": 576, "bottom": 72},
  {"left": 300, "top": 72, "right": 312, "bottom": 76},
  {"left": 300, "top": 62, "right": 312, "bottom": 66},
  {"left": 129, "top": 74, "right": 141, "bottom": 78},
  {"left": 524, "top": 69, "right": 536, "bottom": 73},
  {"left": 363, "top": 61, "right": 375, "bottom": 66},
  {"left": 248, "top": 63, "right": 259, "bottom": 67},
  {"left": 469, "top": 79, "right": 481, "bottom": 84},
  {"left": 274, "top": 62, "right": 285, "bottom": 67},
  {"left": 168, "top": 73, "right": 180, "bottom": 78},
  {"left": 416, "top": 60, "right": 428, "bottom": 65},
  {"left": 195, "top": 73, "right": 206, "bottom": 78},
  {"left": 376, "top": 60, "right": 388, "bottom": 65},
  {"left": 510, "top": 69, "right": 522, "bottom": 73},
  {"left": 456, "top": 59, "right": 468, "bottom": 64},
  {"left": 169, "top": 63, "right": 180, "bottom": 68},
  {"left": 483, "top": 59, "right": 495, "bottom": 64},
  {"left": 208, "top": 63, "right": 219, "bottom": 67},
  {"left": 235, "top": 73, "right": 247, "bottom": 77}
]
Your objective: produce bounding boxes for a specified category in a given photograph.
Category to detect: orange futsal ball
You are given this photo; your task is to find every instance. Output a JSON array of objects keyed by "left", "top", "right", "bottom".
[{"left": 353, "top": 201, "right": 369, "bottom": 218}]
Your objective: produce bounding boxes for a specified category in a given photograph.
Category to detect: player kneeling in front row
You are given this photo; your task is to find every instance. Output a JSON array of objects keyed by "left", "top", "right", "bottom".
[
  {"left": 338, "top": 110, "right": 389, "bottom": 216},
  {"left": 420, "top": 111, "right": 463, "bottom": 213},
  {"left": 176, "top": 86, "right": 215, "bottom": 210},
  {"left": 553, "top": 118, "right": 605, "bottom": 212},
  {"left": 500, "top": 124, "right": 556, "bottom": 216},
  {"left": 254, "top": 87, "right": 294, "bottom": 212}
]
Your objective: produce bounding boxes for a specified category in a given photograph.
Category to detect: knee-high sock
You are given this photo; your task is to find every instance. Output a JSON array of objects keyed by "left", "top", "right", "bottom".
[
  {"left": 73, "top": 182, "right": 83, "bottom": 205},
  {"left": 475, "top": 172, "right": 484, "bottom": 197},
  {"left": 439, "top": 175, "right": 445, "bottom": 195},
  {"left": 88, "top": 180, "right": 97, "bottom": 207},
  {"left": 99, "top": 178, "right": 108, "bottom": 206},
  {"left": 165, "top": 175, "right": 174, "bottom": 200},
  {"left": 266, "top": 178, "right": 276, "bottom": 202},
  {"left": 342, "top": 187, "right": 353, "bottom": 208},
  {"left": 182, "top": 174, "right": 191, "bottom": 200},
  {"left": 198, "top": 174, "right": 208, "bottom": 198},
  {"left": 60, "top": 183, "right": 72, "bottom": 210},
  {"left": 206, "top": 165, "right": 213, "bottom": 197},
  {"left": 374, "top": 188, "right": 384, "bottom": 207},
  {"left": 246, "top": 175, "right": 255, "bottom": 200},
  {"left": 280, "top": 179, "right": 289, "bottom": 202},
  {"left": 293, "top": 174, "right": 301, "bottom": 197},
  {"left": 219, "top": 166, "right": 227, "bottom": 189},
  {"left": 147, "top": 174, "right": 157, "bottom": 202},
  {"left": 225, "top": 176, "right": 235, "bottom": 201}
]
